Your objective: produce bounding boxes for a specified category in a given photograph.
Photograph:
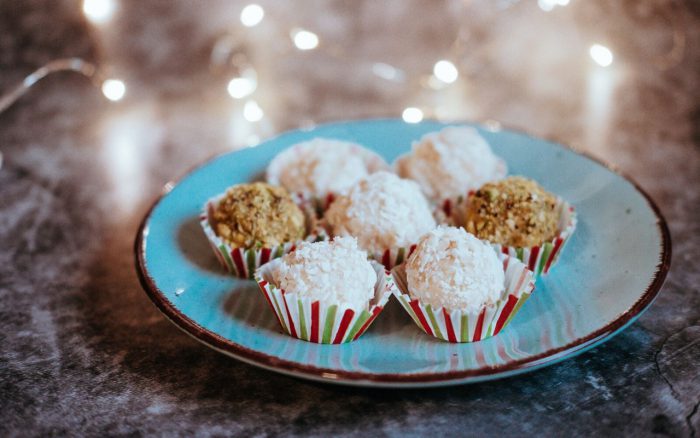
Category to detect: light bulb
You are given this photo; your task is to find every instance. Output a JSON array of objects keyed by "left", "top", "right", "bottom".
[
  {"left": 292, "top": 29, "right": 319, "bottom": 50},
  {"left": 101, "top": 79, "right": 126, "bottom": 101},
  {"left": 402, "top": 107, "right": 423, "bottom": 124},
  {"left": 433, "top": 60, "right": 459, "bottom": 84},
  {"left": 589, "top": 44, "right": 614, "bottom": 67},
  {"left": 240, "top": 4, "right": 264, "bottom": 27},
  {"left": 82, "top": 0, "right": 116, "bottom": 23}
]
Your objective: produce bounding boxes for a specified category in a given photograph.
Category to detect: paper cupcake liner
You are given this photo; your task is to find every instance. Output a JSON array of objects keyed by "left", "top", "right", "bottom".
[
  {"left": 294, "top": 192, "right": 337, "bottom": 219},
  {"left": 200, "top": 195, "right": 327, "bottom": 279},
  {"left": 372, "top": 244, "right": 418, "bottom": 271},
  {"left": 255, "top": 260, "right": 395, "bottom": 344},
  {"left": 439, "top": 196, "right": 577, "bottom": 278},
  {"left": 392, "top": 254, "right": 536, "bottom": 343},
  {"left": 266, "top": 141, "right": 389, "bottom": 215}
]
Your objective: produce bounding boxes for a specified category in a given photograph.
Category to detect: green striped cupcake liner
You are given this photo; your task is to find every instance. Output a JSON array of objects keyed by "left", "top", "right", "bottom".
[
  {"left": 255, "top": 260, "right": 394, "bottom": 344},
  {"left": 438, "top": 196, "right": 577, "bottom": 279},
  {"left": 392, "top": 254, "right": 535, "bottom": 343},
  {"left": 201, "top": 193, "right": 327, "bottom": 280},
  {"left": 371, "top": 244, "right": 418, "bottom": 271}
]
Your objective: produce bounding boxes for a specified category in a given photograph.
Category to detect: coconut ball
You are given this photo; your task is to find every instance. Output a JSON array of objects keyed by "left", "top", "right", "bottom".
[
  {"left": 325, "top": 171, "right": 437, "bottom": 254},
  {"left": 272, "top": 236, "right": 376, "bottom": 310},
  {"left": 267, "top": 138, "right": 385, "bottom": 197},
  {"left": 405, "top": 226, "right": 504, "bottom": 313},
  {"left": 213, "top": 182, "right": 305, "bottom": 248},
  {"left": 465, "top": 176, "right": 559, "bottom": 247},
  {"left": 395, "top": 126, "right": 506, "bottom": 201}
]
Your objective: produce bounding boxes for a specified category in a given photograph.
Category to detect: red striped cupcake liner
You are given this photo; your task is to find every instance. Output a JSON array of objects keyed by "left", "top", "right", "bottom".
[
  {"left": 392, "top": 254, "right": 535, "bottom": 343},
  {"left": 438, "top": 196, "right": 576, "bottom": 279},
  {"left": 266, "top": 140, "right": 389, "bottom": 216},
  {"left": 372, "top": 244, "right": 418, "bottom": 271},
  {"left": 200, "top": 195, "right": 327, "bottom": 280},
  {"left": 255, "top": 260, "right": 395, "bottom": 344}
]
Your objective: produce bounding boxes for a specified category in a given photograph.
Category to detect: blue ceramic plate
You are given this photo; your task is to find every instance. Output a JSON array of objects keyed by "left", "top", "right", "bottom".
[{"left": 135, "top": 119, "right": 670, "bottom": 387}]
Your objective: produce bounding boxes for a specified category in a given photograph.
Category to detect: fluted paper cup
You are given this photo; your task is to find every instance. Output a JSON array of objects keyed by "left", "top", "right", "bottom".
[
  {"left": 371, "top": 245, "right": 418, "bottom": 271},
  {"left": 392, "top": 254, "right": 535, "bottom": 343},
  {"left": 255, "top": 260, "right": 394, "bottom": 344},
  {"left": 439, "top": 196, "right": 576, "bottom": 278},
  {"left": 200, "top": 194, "right": 327, "bottom": 279}
]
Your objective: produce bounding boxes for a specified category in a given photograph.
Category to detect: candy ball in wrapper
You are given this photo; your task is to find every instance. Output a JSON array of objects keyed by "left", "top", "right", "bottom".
[
  {"left": 324, "top": 171, "right": 437, "bottom": 269},
  {"left": 266, "top": 138, "right": 388, "bottom": 212},
  {"left": 395, "top": 126, "right": 507, "bottom": 202},
  {"left": 393, "top": 226, "right": 536, "bottom": 343},
  {"left": 255, "top": 237, "right": 395, "bottom": 344},
  {"left": 465, "top": 176, "right": 559, "bottom": 248},
  {"left": 273, "top": 237, "right": 375, "bottom": 311},
  {"left": 212, "top": 182, "right": 305, "bottom": 248},
  {"left": 405, "top": 226, "right": 504, "bottom": 314},
  {"left": 201, "top": 182, "right": 325, "bottom": 279},
  {"left": 449, "top": 176, "right": 577, "bottom": 278}
]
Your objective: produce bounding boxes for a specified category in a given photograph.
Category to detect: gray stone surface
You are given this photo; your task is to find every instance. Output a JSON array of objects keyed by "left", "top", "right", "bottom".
[{"left": 0, "top": 0, "right": 698, "bottom": 436}]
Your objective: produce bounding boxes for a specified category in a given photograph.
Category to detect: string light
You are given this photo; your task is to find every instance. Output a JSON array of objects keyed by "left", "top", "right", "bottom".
[
  {"left": 243, "top": 100, "right": 264, "bottom": 122},
  {"left": 226, "top": 69, "right": 258, "bottom": 99},
  {"left": 101, "top": 79, "right": 126, "bottom": 101},
  {"left": 82, "top": 0, "right": 116, "bottom": 23},
  {"left": 538, "top": 0, "right": 569, "bottom": 11},
  {"left": 292, "top": 29, "right": 319, "bottom": 50},
  {"left": 589, "top": 44, "right": 614, "bottom": 67},
  {"left": 433, "top": 60, "right": 459, "bottom": 84},
  {"left": 402, "top": 107, "right": 423, "bottom": 123},
  {"left": 372, "top": 62, "right": 406, "bottom": 82},
  {"left": 240, "top": 4, "right": 264, "bottom": 27}
]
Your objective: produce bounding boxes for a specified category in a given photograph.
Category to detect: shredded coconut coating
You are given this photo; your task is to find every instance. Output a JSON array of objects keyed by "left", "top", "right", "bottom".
[
  {"left": 465, "top": 176, "right": 559, "bottom": 247},
  {"left": 325, "top": 171, "right": 437, "bottom": 254},
  {"left": 405, "top": 226, "right": 504, "bottom": 312},
  {"left": 272, "top": 236, "right": 376, "bottom": 309},
  {"left": 213, "top": 182, "right": 305, "bottom": 248},
  {"left": 396, "top": 126, "right": 506, "bottom": 201},
  {"left": 269, "top": 138, "right": 379, "bottom": 197}
]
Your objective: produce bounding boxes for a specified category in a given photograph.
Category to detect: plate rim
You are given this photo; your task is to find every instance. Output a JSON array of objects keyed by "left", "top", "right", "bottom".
[{"left": 133, "top": 118, "right": 672, "bottom": 387}]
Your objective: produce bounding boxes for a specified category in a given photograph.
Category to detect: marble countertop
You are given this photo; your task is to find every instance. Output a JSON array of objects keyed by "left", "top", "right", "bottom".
[{"left": 1, "top": 0, "right": 699, "bottom": 436}]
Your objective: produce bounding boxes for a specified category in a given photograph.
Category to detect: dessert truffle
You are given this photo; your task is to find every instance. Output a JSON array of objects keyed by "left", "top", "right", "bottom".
[
  {"left": 324, "top": 171, "right": 437, "bottom": 254},
  {"left": 272, "top": 236, "right": 376, "bottom": 310},
  {"left": 267, "top": 138, "right": 386, "bottom": 197},
  {"left": 465, "top": 176, "right": 559, "bottom": 247},
  {"left": 212, "top": 182, "right": 305, "bottom": 248},
  {"left": 405, "top": 226, "right": 504, "bottom": 313},
  {"left": 395, "top": 126, "right": 506, "bottom": 201}
]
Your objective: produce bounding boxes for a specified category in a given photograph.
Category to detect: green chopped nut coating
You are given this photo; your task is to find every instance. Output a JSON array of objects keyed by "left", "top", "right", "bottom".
[
  {"left": 213, "top": 182, "right": 305, "bottom": 248},
  {"left": 465, "top": 176, "right": 558, "bottom": 247}
]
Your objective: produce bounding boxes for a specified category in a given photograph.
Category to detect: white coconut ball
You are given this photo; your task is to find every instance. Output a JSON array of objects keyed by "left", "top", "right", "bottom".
[
  {"left": 395, "top": 126, "right": 506, "bottom": 201},
  {"left": 405, "top": 226, "right": 505, "bottom": 312},
  {"left": 324, "top": 171, "right": 437, "bottom": 254},
  {"left": 267, "top": 138, "right": 384, "bottom": 197},
  {"left": 272, "top": 236, "right": 376, "bottom": 310}
]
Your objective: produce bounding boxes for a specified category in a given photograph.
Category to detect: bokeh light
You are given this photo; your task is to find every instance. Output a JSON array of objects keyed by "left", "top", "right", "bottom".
[
  {"left": 292, "top": 29, "right": 319, "bottom": 50},
  {"left": 101, "top": 79, "right": 126, "bottom": 101},
  {"left": 433, "top": 60, "right": 459, "bottom": 84},
  {"left": 243, "top": 100, "right": 264, "bottom": 122},
  {"left": 82, "top": 0, "right": 116, "bottom": 23},
  {"left": 589, "top": 44, "right": 614, "bottom": 67},
  {"left": 240, "top": 4, "right": 264, "bottom": 27},
  {"left": 402, "top": 107, "right": 423, "bottom": 123}
]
